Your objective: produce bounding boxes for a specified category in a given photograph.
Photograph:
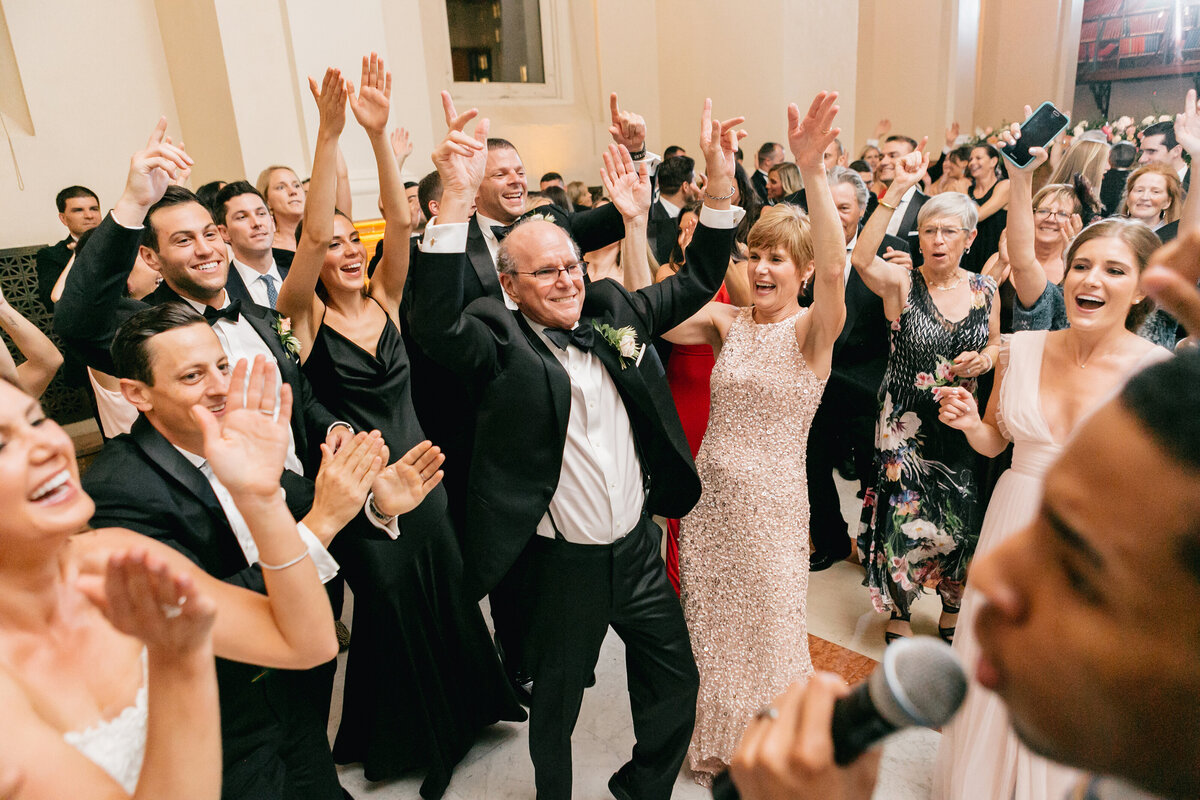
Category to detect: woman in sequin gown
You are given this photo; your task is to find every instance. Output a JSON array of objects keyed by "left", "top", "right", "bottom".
[
  {"left": 848, "top": 149, "right": 1000, "bottom": 643},
  {"left": 664, "top": 93, "right": 849, "bottom": 786}
]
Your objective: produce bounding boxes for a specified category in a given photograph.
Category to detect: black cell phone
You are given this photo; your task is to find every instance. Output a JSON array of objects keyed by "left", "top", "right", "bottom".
[{"left": 1000, "top": 102, "right": 1070, "bottom": 168}]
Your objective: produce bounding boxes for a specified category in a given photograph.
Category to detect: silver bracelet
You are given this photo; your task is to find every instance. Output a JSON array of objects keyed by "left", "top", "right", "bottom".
[
  {"left": 704, "top": 185, "right": 735, "bottom": 201},
  {"left": 980, "top": 352, "right": 994, "bottom": 373},
  {"left": 259, "top": 550, "right": 311, "bottom": 571}
]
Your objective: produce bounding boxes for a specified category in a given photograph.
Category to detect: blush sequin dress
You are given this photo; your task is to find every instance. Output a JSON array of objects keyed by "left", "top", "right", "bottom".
[{"left": 678, "top": 306, "right": 827, "bottom": 785}]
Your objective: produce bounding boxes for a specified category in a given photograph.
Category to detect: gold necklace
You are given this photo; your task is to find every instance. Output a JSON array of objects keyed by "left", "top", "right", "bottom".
[{"left": 923, "top": 270, "right": 963, "bottom": 291}]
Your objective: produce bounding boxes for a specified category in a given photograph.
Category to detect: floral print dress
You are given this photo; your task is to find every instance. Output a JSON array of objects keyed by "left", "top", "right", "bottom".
[{"left": 858, "top": 270, "right": 997, "bottom": 614}]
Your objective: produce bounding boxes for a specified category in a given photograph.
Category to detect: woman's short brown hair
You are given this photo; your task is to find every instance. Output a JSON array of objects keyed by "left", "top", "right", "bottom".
[{"left": 746, "top": 204, "right": 814, "bottom": 276}]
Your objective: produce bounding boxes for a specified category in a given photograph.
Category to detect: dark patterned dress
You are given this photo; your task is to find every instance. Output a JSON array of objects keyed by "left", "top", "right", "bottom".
[{"left": 858, "top": 270, "right": 997, "bottom": 614}]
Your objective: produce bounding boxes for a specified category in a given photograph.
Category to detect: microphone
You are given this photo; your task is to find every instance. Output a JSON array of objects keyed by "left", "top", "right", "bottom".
[{"left": 711, "top": 637, "right": 967, "bottom": 800}]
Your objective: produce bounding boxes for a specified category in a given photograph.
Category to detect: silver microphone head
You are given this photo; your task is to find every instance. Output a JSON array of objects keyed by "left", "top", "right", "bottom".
[{"left": 869, "top": 636, "right": 968, "bottom": 729}]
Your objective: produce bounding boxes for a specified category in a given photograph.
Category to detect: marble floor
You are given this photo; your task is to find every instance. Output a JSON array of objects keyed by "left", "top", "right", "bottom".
[{"left": 329, "top": 475, "right": 945, "bottom": 799}]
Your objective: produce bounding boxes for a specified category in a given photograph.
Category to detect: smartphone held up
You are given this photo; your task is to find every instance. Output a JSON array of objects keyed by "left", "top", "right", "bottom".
[{"left": 1000, "top": 102, "right": 1070, "bottom": 168}]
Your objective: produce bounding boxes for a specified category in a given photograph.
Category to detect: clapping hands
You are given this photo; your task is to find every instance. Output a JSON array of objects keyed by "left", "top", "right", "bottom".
[{"left": 371, "top": 440, "right": 446, "bottom": 517}]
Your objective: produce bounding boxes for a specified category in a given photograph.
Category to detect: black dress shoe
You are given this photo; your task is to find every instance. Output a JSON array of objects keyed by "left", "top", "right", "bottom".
[
  {"left": 511, "top": 672, "right": 534, "bottom": 706},
  {"left": 809, "top": 551, "right": 837, "bottom": 572},
  {"left": 836, "top": 457, "right": 858, "bottom": 481}
]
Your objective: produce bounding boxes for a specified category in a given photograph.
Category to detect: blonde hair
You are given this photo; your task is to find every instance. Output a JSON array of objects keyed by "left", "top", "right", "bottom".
[
  {"left": 768, "top": 162, "right": 802, "bottom": 196},
  {"left": 566, "top": 181, "right": 590, "bottom": 207},
  {"left": 1118, "top": 163, "right": 1184, "bottom": 224},
  {"left": 746, "top": 204, "right": 814, "bottom": 274},
  {"left": 1032, "top": 183, "right": 1082, "bottom": 215},
  {"left": 255, "top": 165, "right": 300, "bottom": 214},
  {"left": 1047, "top": 139, "right": 1110, "bottom": 189}
]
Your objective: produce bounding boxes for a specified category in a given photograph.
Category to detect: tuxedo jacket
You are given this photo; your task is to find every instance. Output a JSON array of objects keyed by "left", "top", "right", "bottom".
[
  {"left": 835, "top": 233, "right": 907, "bottom": 397},
  {"left": 84, "top": 415, "right": 318, "bottom": 794},
  {"left": 647, "top": 200, "right": 680, "bottom": 266},
  {"left": 54, "top": 214, "right": 335, "bottom": 469},
  {"left": 410, "top": 221, "right": 736, "bottom": 598},
  {"left": 35, "top": 235, "right": 73, "bottom": 312}
]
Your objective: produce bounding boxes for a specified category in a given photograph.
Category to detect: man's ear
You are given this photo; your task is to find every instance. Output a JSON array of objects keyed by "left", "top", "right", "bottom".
[
  {"left": 58, "top": 212, "right": 69, "bottom": 229},
  {"left": 217, "top": 224, "right": 232, "bottom": 244},
  {"left": 428, "top": 199, "right": 440, "bottom": 218},
  {"left": 139, "top": 245, "right": 164, "bottom": 275},
  {"left": 498, "top": 272, "right": 519, "bottom": 303},
  {"left": 120, "top": 378, "right": 154, "bottom": 412}
]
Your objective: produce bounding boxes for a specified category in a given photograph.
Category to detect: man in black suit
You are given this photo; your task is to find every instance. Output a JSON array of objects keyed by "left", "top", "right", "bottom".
[
  {"left": 752, "top": 141, "right": 784, "bottom": 203},
  {"left": 409, "top": 98, "right": 746, "bottom": 800},
  {"left": 806, "top": 167, "right": 908, "bottom": 570},
  {"left": 864, "top": 135, "right": 928, "bottom": 262},
  {"left": 406, "top": 93, "right": 655, "bottom": 698},
  {"left": 647, "top": 154, "right": 699, "bottom": 264},
  {"left": 35, "top": 185, "right": 101, "bottom": 312},
  {"left": 84, "top": 303, "right": 385, "bottom": 799},
  {"left": 213, "top": 180, "right": 289, "bottom": 309}
]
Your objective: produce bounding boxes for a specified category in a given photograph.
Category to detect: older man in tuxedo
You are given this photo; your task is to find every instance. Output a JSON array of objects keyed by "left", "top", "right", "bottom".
[{"left": 411, "top": 94, "right": 745, "bottom": 800}]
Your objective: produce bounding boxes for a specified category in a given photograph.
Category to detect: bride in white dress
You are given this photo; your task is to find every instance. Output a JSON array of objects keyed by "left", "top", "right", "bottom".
[{"left": 931, "top": 134, "right": 1174, "bottom": 800}]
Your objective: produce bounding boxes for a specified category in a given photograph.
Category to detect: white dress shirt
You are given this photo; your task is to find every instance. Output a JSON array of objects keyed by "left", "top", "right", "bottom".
[
  {"left": 230, "top": 258, "right": 284, "bottom": 309},
  {"left": 526, "top": 316, "right": 645, "bottom": 544},
  {"left": 885, "top": 185, "right": 919, "bottom": 237},
  {"left": 658, "top": 196, "right": 682, "bottom": 219},
  {"left": 844, "top": 234, "right": 858, "bottom": 284},
  {"left": 180, "top": 293, "right": 305, "bottom": 476},
  {"left": 173, "top": 446, "right": 340, "bottom": 582}
]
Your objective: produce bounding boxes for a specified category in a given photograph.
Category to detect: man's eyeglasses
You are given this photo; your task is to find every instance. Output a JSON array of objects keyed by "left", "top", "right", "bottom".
[
  {"left": 918, "top": 226, "right": 969, "bottom": 240},
  {"left": 1033, "top": 209, "right": 1071, "bottom": 222},
  {"left": 512, "top": 262, "right": 588, "bottom": 283}
]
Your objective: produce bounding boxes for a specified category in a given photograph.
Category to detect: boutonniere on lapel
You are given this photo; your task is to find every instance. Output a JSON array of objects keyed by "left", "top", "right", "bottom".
[
  {"left": 592, "top": 321, "right": 646, "bottom": 370},
  {"left": 272, "top": 315, "right": 302, "bottom": 361}
]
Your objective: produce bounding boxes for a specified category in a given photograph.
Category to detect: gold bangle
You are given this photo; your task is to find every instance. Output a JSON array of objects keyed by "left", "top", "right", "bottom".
[{"left": 878, "top": 199, "right": 898, "bottom": 211}]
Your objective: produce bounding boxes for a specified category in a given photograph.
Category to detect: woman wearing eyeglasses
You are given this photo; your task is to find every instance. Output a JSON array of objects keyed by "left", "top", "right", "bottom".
[{"left": 849, "top": 148, "right": 1000, "bottom": 645}]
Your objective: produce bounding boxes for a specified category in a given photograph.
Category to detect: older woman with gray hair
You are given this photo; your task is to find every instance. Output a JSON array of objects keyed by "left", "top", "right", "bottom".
[{"left": 849, "top": 147, "right": 1000, "bottom": 645}]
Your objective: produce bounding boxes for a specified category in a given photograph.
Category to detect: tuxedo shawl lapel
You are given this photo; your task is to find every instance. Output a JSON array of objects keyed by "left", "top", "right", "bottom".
[{"left": 467, "top": 217, "right": 503, "bottom": 300}]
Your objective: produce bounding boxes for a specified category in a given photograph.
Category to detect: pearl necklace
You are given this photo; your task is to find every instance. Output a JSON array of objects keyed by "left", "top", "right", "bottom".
[{"left": 924, "top": 271, "right": 963, "bottom": 291}]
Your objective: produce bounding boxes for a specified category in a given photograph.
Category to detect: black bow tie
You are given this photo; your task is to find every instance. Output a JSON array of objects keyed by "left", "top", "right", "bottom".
[
  {"left": 203, "top": 300, "right": 242, "bottom": 325},
  {"left": 491, "top": 224, "right": 514, "bottom": 242},
  {"left": 542, "top": 323, "right": 594, "bottom": 352}
]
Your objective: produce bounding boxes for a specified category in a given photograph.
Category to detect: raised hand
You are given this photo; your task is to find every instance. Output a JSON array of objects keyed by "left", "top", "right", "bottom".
[
  {"left": 937, "top": 386, "right": 982, "bottom": 430},
  {"left": 167, "top": 138, "right": 192, "bottom": 187},
  {"left": 608, "top": 92, "right": 647, "bottom": 154},
  {"left": 348, "top": 53, "right": 392, "bottom": 136},
  {"left": 193, "top": 356, "right": 292, "bottom": 499},
  {"left": 372, "top": 440, "right": 445, "bottom": 517},
  {"left": 945, "top": 122, "right": 961, "bottom": 149},
  {"left": 697, "top": 98, "right": 746, "bottom": 195},
  {"left": 600, "top": 143, "right": 650, "bottom": 221},
  {"left": 432, "top": 90, "right": 488, "bottom": 215},
  {"left": 890, "top": 139, "right": 930, "bottom": 193},
  {"left": 77, "top": 548, "right": 217, "bottom": 658},
  {"left": 390, "top": 126, "right": 414, "bottom": 166},
  {"left": 787, "top": 91, "right": 841, "bottom": 171},
  {"left": 874, "top": 118, "right": 892, "bottom": 140},
  {"left": 308, "top": 67, "right": 348, "bottom": 138},
  {"left": 1175, "top": 89, "right": 1200, "bottom": 158},
  {"left": 117, "top": 117, "right": 194, "bottom": 218},
  {"left": 997, "top": 108, "right": 1048, "bottom": 175}
]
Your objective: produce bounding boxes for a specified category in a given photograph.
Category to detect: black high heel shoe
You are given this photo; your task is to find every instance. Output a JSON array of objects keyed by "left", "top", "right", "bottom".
[
  {"left": 885, "top": 609, "right": 911, "bottom": 645},
  {"left": 939, "top": 604, "right": 960, "bottom": 644}
]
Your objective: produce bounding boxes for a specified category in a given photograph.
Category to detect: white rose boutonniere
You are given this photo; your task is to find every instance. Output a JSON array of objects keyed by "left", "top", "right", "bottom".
[
  {"left": 273, "top": 315, "right": 302, "bottom": 361},
  {"left": 592, "top": 321, "right": 645, "bottom": 370}
]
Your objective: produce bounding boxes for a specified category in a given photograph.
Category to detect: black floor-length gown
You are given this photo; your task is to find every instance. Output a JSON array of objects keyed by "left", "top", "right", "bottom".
[{"left": 303, "top": 300, "right": 525, "bottom": 799}]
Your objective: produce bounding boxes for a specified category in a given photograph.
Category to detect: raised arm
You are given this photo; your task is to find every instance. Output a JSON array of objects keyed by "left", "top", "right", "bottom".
[
  {"left": 0, "top": 285, "right": 62, "bottom": 397},
  {"left": 275, "top": 68, "right": 346, "bottom": 355},
  {"left": 850, "top": 145, "right": 928, "bottom": 318},
  {"left": 1173, "top": 89, "right": 1200, "bottom": 239},
  {"left": 55, "top": 119, "right": 191, "bottom": 370},
  {"left": 350, "top": 54, "right": 412, "bottom": 314},
  {"left": 598, "top": 143, "right": 653, "bottom": 291},
  {"left": 999, "top": 114, "right": 1051, "bottom": 307},
  {"left": 787, "top": 92, "right": 847, "bottom": 376}
]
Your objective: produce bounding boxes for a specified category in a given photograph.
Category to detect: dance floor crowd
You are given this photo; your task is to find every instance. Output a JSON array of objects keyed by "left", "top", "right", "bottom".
[{"left": 1, "top": 51, "right": 1199, "bottom": 800}]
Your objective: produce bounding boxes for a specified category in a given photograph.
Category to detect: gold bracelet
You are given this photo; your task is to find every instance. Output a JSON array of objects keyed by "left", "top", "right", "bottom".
[{"left": 878, "top": 199, "right": 898, "bottom": 211}]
